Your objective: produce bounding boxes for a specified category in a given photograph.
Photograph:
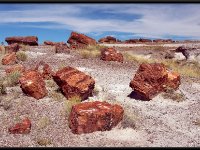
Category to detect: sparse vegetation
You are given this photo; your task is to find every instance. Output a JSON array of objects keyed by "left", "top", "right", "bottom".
[
  {"left": 48, "top": 90, "right": 65, "bottom": 102},
  {"left": 0, "top": 79, "right": 7, "bottom": 95},
  {"left": 78, "top": 45, "right": 105, "bottom": 59},
  {"left": 162, "top": 87, "right": 186, "bottom": 102},
  {"left": 16, "top": 50, "right": 28, "bottom": 61},
  {"left": 6, "top": 70, "right": 21, "bottom": 87},
  {"left": 123, "top": 52, "right": 200, "bottom": 78},
  {"left": 37, "top": 138, "right": 52, "bottom": 146},
  {"left": 63, "top": 95, "right": 81, "bottom": 116},
  {"left": 19, "top": 44, "right": 29, "bottom": 51},
  {"left": 37, "top": 116, "right": 51, "bottom": 130}
]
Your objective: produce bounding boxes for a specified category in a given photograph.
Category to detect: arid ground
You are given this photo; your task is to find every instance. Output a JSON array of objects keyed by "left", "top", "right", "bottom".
[{"left": 0, "top": 43, "right": 199, "bottom": 147}]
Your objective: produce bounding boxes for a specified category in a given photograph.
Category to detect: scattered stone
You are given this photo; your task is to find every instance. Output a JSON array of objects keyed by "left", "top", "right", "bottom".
[
  {"left": 69, "top": 101, "right": 124, "bottom": 134},
  {"left": 100, "top": 47, "right": 123, "bottom": 63},
  {"left": 129, "top": 63, "right": 180, "bottom": 100},
  {"left": 19, "top": 70, "right": 47, "bottom": 99},
  {"left": 5, "top": 43, "right": 20, "bottom": 53},
  {"left": 98, "top": 36, "right": 117, "bottom": 44},
  {"left": 55, "top": 44, "right": 70, "bottom": 53},
  {"left": 53, "top": 66, "right": 95, "bottom": 101},
  {"left": 125, "top": 39, "right": 140, "bottom": 43},
  {"left": 139, "top": 38, "right": 152, "bottom": 43},
  {"left": 5, "top": 36, "right": 38, "bottom": 46},
  {"left": 5, "top": 64, "right": 26, "bottom": 74},
  {"left": 8, "top": 118, "right": 31, "bottom": 134},
  {"left": 67, "top": 32, "right": 97, "bottom": 49},
  {"left": 2, "top": 52, "right": 17, "bottom": 65}
]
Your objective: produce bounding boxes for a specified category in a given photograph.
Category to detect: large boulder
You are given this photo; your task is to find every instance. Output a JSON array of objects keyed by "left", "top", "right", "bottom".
[
  {"left": 8, "top": 118, "right": 31, "bottom": 134},
  {"left": 19, "top": 70, "right": 47, "bottom": 99},
  {"left": 69, "top": 101, "right": 124, "bottom": 134},
  {"left": 5, "top": 43, "right": 20, "bottom": 53},
  {"left": 98, "top": 36, "right": 117, "bottom": 44},
  {"left": 53, "top": 66, "right": 95, "bottom": 101},
  {"left": 2, "top": 52, "right": 17, "bottom": 65},
  {"left": 55, "top": 44, "right": 70, "bottom": 53},
  {"left": 129, "top": 63, "right": 180, "bottom": 100},
  {"left": 100, "top": 47, "right": 123, "bottom": 63},
  {"left": 67, "top": 32, "right": 97, "bottom": 49},
  {"left": 5, "top": 36, "right": 38, "bottom": 46},
  {"left": 5, "top": 64, "right": 25, "bottom": 74}
]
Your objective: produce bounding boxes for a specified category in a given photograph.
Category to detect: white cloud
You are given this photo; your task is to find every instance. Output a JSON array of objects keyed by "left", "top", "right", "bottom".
[{"left": 1, "top": 4, "right": 200, "bottom": 39}]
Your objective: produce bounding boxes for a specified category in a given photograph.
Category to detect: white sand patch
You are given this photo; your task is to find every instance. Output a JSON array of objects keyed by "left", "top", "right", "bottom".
[
  {"left": 105, "top": 127, "right": 147, "bottom": 142},
  {"left": 25, "top": 51, "right": 46, "bottom": 58},
  {"left": 192, "top": 83, "right": 200, "bottom": 91},
  {"left": 76, "top": 67, "right": 93, "bottom": 73},
  {"left": 55, "top": 53, "right": 72, "bottom": 59}
]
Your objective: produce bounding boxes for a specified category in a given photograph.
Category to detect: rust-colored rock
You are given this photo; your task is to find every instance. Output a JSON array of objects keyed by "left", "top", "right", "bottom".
[
  {"left": 34, "top": 61, "right": 55, "bottom": 80},
  {"left": 98, "top": 36, "right": 117, "bottom": 44},
  {"left": 55, "top": 44, "right": 70, "bottom": 53},
  {"left": 53, "top": 66, "right": 95, "bottom": 101},
  {"left": 69, "top": 101, "right": 124, "bottom": 134},
  {"left": 130, "top": 63, "right": 168, "bottom": 100},
  {"left": 100, "top": 47, "right": 123, "bottom": 63},
  {"left": 130, "top": 63, "right": 181, "bottom": 100},
  {"left": 166, "top": 70, "right": 181, "bottom": 90},
  {"left": 67, "top": 32, "right": 97, "bottom": 49},
  {"left": 5, "top": 36, "right": 38, "bottom": 46},
  {"left": 19, "top": 70, "right": 47, "bottom": 99},
  {"left": 44, "top": 41, "right": 66, "bottom": 46},
  {"left": 125, "top": 39, "right": 139, "bottom": 43},
  {"left": 5, "top": 43, "right": 20, "bottom": 53},
  {"left": 139, "top": 38, "right": 152, "bottom": 43},
  {"left": 8, "top": 118, "right": 31, "bottom": 134},
  {"left": 2, "top": 52, "right": 17, "bottom": 65},
  {"left": 5, "top": 64, "right": 25, "bottom": 74}
]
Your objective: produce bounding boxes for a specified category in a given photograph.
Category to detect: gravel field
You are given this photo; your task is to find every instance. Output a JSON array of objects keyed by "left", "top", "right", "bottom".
[{"left": 0, "top": 44, "right": 199, "bottom": 147}]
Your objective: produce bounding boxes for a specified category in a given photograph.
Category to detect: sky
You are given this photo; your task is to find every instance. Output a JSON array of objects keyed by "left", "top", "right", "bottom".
[{"left": 1, "top": 4, "right": 200, "bottom": 44}]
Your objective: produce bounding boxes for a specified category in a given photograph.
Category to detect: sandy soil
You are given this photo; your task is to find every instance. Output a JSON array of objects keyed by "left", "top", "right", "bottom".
[{"left": 0, "top": 44, "right": 199, "bottom": 147}]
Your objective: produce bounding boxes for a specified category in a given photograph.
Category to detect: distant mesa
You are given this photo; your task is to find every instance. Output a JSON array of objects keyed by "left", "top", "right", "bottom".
[
  {"left": 5, "top": 36, "right": 38, "bottom": 46},
  {"left": 153, "top": 39, "right": 175, "bottom": 43},
  {"left": 67, "top": 31, "right": 97, "bottom": 49},
  {"left": 125, "top": 39, "right": 140, "bottom": 44}
]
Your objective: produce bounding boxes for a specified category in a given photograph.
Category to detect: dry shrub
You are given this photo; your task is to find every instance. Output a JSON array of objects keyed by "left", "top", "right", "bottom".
[
  {"left": 162, "top": 87, "right": 186, "bottom": 102},
  {"left": 48, "top": 90, "right": 65, "bottom": 102},
  {"left": 37, "top": 138, "right": 52, "bottom": 146},
  {"left": 78, "top": 45, "right": 104, "bottom": 59},
  {"left": 19, "top": 44, "right": 29, "bottom": 51},
  {"left": 63, "top": 95, "right": 81, "bottom": 116},
  {"left": 37, "top": 116, "right": 51, "bottom": 130},
  {"left": 0, "top": 79, "right": 7, "bottom": 95},
  {"left": 6, "top": 70, "right": 21, "bottom": 87},
  {"left": 16, "top": 51, "right": 28, "bottom": 61}
]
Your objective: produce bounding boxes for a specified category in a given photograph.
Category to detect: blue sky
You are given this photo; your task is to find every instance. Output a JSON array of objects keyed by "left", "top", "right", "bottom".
[{"left": 1, "top": 4, "right": 200, "bottom": 44}]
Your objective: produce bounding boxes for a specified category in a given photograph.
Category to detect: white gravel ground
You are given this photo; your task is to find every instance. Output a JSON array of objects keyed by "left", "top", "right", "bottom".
[{"left": 0, "top": 45, "right": 199, "bottom": 147}]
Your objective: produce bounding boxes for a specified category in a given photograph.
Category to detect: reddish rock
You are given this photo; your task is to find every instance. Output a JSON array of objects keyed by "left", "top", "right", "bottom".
[
  {"left": 139, "top": 38, "right": 152, "bottom": 43},
  {"left": 125, "top": 39, "right": 140, "bottom": 43},
  {"left": 8, "top": 118, "right": 31, "bottom": 134},
  {"left": 130, "top": 63, "right": 168, "bottom": 100},
  {"left": 67, "top": 32, "right": 97, "bottom": 49},
  {"left": 19, "top": 70, "right": 47, "bottom": 99},
  {"left": 5, "top": 64, "right": 25, "bottom": 74},
  {"left": 34, "top": 61, "right": 55, "bottom": 80},
  {"left": 55, "top": 44, "right": 70, "bottom": 53},
  {"left": 166, "top": 70, "right": 181, "bottom": 90},
  {"left": 98, "top": 36, "right": 117, "bottom": 44},
  {"left": 5, "top": 43, "right": 20, "bottom": 53},
  {"left": 53, "top": 66, "right": 95, "bottom": 100},
  {"left": 69, "top": 101, "right": 124, "bottom": 134},
  {"left": 44, "top": 41, "right": 66, "bottom": 46},
  {"left": 130, "top": 63, "right": 181, "bottom": 100},
  {"left": 100, "top": 47, "right": 123, "bottom": 63},
  {"left": 2, "top": 52, "right": 17, "bottom": 65},
  {"left": 5, "top": 36, "right": 38, "bottom": 46}
]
